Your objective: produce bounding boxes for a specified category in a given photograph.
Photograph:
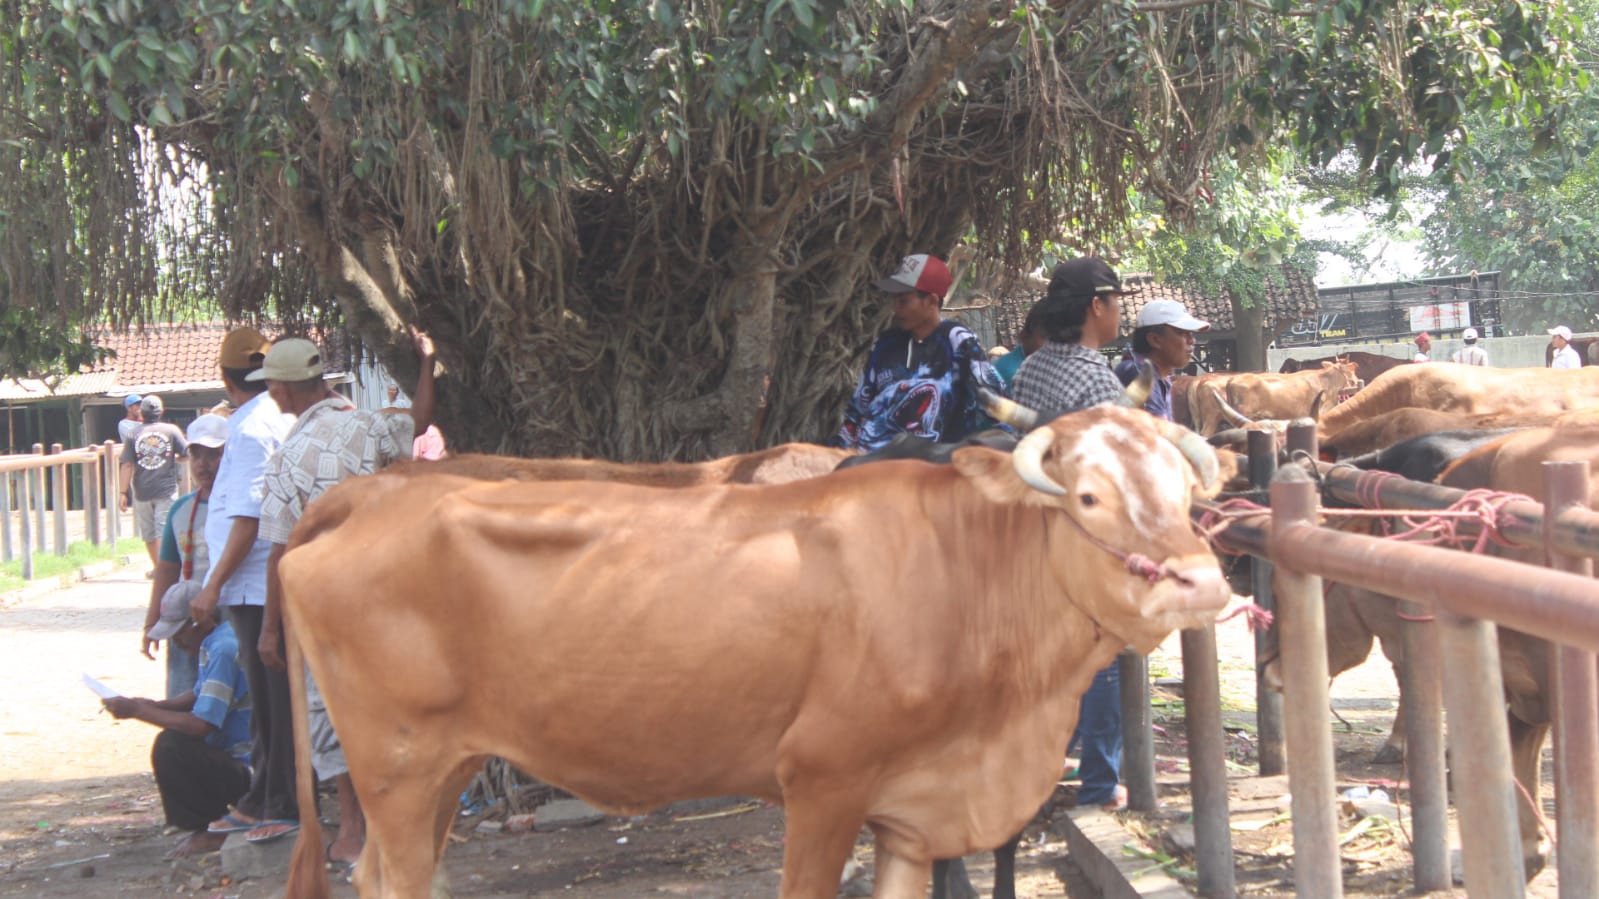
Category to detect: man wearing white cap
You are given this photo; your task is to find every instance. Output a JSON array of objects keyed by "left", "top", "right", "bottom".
[
  {"left": 1452, "top": 328, "right": 1489, "bottom": 366},
  {"left": 141, "top": 414, "right": 230, "bottom": 699},
  {"left": 1113, "top": 299, "right": 1210, "bottom": 421},
  {"left": 1549, "top": 326, "right": 1581, "bottom": 369},
  {"left": 253, "top": 327, "right": 435, "bottom": 868}
]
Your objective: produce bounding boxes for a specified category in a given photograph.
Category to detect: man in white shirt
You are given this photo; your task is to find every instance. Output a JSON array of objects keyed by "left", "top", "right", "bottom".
[
  {"left": 187, "top": 327, "right": 301, "bottom": 845},
  {"left": 1412, "top": 332, "right": 1431, "bottom": 363},
  {"left": 1452, "top": 327, "right": 1489, "bottom": 366},
  {"left": 1549, "top": 326, "right": 1582, "bottom": 369}
]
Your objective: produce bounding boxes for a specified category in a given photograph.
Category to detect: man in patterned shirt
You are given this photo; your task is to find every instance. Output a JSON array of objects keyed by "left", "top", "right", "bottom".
[
  {"left": 1013, "top": 255, "right": 1134, "bottom": 811},
  {"left": 833, "top": 253, "right": 1008, "bottom": 451},
  {"left": 255, "top": 328, "right": 436, "bottom": 868}
]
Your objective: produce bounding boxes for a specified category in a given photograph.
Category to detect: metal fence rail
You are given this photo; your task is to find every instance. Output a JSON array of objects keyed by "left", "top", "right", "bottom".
[{"left": 1179, "top": 426, "right": 1599, "bottom": 898}]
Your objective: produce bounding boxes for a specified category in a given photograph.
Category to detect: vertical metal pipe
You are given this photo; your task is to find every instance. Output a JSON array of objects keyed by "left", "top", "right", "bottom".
[
  {"left": 1181, "top": 624, "right": 1237, "bottom": 898},
  {"left": 85, "top": 454, "right": 101, "bottom": 546},
  {"left": 1269, "top": 468, "right": 1342, "bottom": 899},
  {"left": 50, "top": 444, "right": 66, "bottom": 555},
  {"left": 1120, "top": 650, "right": 1158, "bottom": 813},
  {"left": 1284, "top": 420, "right": 1318, "bottom": 462},
  {"left": 1399, "top": 598, "right": 1449, "bottom": 891},
  {"left": 30, "top": 444, "right": 44, "bottom": 552},
  {"left": 1437, "top": 609, "right": 1526, "bottom": 897},
  {"left": 1247, "top": 429, "right": 1285, "bottom": 777},
  {"left": 19, "top": 470, "right": 33, "bottom": 581},
  {"left": 1546, "top": 460, "right": 1599, "bottom": 899}
]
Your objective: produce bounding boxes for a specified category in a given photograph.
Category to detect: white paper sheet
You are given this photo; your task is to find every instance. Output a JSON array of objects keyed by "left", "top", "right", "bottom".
[{"left": 81, "top": 673, "right": 123, "bottom": 700}]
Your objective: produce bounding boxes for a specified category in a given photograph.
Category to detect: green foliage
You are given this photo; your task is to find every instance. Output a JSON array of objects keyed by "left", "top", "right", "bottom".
[
  {"left": 1, "top": 0, "right": 1591, "bottom": 455},
  {"left": 1132, "top": 154, "right": 1314, "bottom": 310},
  {"left": 1418, "top": 1, "right": 1599, "bottom": 333}
]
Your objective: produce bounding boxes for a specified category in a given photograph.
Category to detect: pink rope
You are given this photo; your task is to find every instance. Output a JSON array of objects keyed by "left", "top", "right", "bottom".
[{"left": 1216, "top": 601, "right": 1274, "bottom": 632}]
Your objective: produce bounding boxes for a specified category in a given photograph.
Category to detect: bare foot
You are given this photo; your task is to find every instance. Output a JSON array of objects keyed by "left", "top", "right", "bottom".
[
  {"left": 327, "top": 832, "right": 364, "bottom": 866},
  {"left": 165, "top": 830, "right": 227, "bottom": 859}
]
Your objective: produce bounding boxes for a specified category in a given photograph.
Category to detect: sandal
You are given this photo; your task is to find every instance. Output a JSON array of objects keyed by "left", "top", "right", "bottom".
[
  {"left": 206, "top": 811, "right": 258, "bottom": 834},
  {"left": 244, "top": 820, "right": 301, "bottom": 843},
  {"left": 326, "top": 844, "right": 356, "bottom": 883}
]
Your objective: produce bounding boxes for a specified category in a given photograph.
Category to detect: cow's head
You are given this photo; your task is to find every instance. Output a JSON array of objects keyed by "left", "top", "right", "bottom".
[{"left": 954, "top": 405, "right": 1231, "bottom": 652}]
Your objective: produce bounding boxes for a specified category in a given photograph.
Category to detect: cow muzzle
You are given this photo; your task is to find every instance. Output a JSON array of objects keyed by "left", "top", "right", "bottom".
[{"left": 1149, "top": 557, "right": 1230, "bottom": 619}]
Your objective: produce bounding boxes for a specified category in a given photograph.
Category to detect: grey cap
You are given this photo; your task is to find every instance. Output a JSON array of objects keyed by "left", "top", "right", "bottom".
[{"left": 139, "top": 395, "right": 164, "bottom": 417}]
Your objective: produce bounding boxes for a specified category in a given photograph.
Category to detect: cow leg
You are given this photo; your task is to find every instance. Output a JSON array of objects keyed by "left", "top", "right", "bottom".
[
  {"left": 1372, "top": 636, "right": 1408, "bottom": 765},
  {"left": 1508, "top": 715, "right": 1551, "bottom": 880},
  {"left": 992, "top": 831, "right": 1022, "bottom": 899},
  {"left": 776, "top": 796, "right": 865, "bottom": 899},
  {"left": 354, "top": 762, "right": 465, "bottom": 899},
  {"left": 868, "top": 833, "right": 932, "bottom": 899},
  {"left": 929, "top": 857, "right": 978, "bottom": 899}
]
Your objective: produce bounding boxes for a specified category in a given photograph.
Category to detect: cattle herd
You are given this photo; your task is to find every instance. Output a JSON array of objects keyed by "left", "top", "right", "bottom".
[{"left": 273, "top": 351, "right": 1599, "bottom": 898}]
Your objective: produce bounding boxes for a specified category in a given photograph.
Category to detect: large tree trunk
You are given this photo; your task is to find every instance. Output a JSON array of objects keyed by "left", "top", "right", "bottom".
[{"left": 1233, "top": 295, "right": 1268, "bottom": 373}]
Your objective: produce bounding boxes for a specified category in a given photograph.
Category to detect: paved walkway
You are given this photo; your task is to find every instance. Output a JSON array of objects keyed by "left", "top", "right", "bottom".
[{"left": 0, "top": 564, "right": 164, "bottom": 807}]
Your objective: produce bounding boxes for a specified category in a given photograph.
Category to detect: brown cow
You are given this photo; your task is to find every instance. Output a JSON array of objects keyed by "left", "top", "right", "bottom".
[
  {"left": 394, "top": 442, "right": 852, "bottom": 486},
  {"left": 1278, "top": 350, "right": 1408, "bottom": 387},
  {"left": 1180, "top": 361, "right": 1357, "bottom": 436},
  {"left": 280, "top": 408, "right": 1231, "bottom": 899},
  {"left": 1320, "top": 407, "right": 1599, "bottom": 459},
  {"left": 1318, "top": 364, "right": 1599, "bottom": 443}
]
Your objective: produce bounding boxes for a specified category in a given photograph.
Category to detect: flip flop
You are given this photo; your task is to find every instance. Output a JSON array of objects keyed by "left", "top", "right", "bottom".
[
  {"left": 326, "top": 845, "right": 356, "bottom": 883},
  {"left": 244, "top": 820, "right": 301, "bottom": 843},
  {"left": 206, "top": 811, "right": 258, "bottom": 834}
]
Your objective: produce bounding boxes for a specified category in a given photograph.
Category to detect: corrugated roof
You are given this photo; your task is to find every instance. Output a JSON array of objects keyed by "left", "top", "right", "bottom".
[
  {"left": 993, "top": 264, "right": 1320, "bottom": 347},
  {"left": 0, "top": 370, "right": 120, "bottom": 402}
]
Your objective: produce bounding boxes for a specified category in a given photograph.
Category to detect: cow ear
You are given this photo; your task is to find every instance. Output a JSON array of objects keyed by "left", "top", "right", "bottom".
[
  {"left": 951, "top": 445, "right": 1036, "bottom": 505},
  {"left": 1204, "top": 448, "right": 1241, "bottom": 499}
]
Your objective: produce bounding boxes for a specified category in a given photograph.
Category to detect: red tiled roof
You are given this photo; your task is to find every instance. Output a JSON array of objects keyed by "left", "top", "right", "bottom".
[{"left": 87, "top": 322, "right": 356, "bottom": 393}]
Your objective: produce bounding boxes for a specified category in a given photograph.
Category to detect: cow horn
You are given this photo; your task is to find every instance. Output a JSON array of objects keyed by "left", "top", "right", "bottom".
[
  {"left": 1119, "top": 362, "right": 1155, "bottom": 409},
  {"left": 1207, "top": 428, "right": 1250, "bottom": 448},
  {"left": 1011, "top": 427, "right": 1067, "bottom": 496},
  {"left": 1152, "top": 418, "right": 1221, "bottom": 492},
  {"left": 1210, "top": 388, "right": 1254, "bottom": 426},
  {"left": 979, "top": 388, "right": 1041, "bottom": 432}
]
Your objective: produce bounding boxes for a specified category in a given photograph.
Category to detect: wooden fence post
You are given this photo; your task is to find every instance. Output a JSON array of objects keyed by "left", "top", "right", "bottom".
[
  {"left": 50, "top": 443, "right": 66, "bottom": 555},
  {"left": 30, "top": 444, "right": 43, "bottom": 552}
]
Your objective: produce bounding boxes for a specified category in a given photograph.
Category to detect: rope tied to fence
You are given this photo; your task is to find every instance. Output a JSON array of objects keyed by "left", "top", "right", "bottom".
[{"left": 1199, "top": 481, "right": 1536, "bottom": 558}]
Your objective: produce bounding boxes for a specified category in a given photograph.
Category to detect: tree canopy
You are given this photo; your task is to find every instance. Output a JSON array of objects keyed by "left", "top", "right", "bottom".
[{"left": 1, "top": 0, "right": 1587, "bottom": 456}]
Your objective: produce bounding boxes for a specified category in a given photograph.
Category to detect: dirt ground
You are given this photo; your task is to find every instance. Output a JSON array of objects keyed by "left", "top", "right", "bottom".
[{"left": 0, "top": 565, "right": 1560, "bottom": 897}]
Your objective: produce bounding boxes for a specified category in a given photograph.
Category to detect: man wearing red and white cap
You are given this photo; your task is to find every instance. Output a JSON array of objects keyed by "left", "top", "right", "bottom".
[{"left": 833, "top": 254, "right": 1007, "bottom": 451}]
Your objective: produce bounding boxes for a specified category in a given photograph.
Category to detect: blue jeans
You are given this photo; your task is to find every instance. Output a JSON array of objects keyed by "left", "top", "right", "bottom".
[
  {"left": 166, "top": 641, "right": 198, "bottom": 700},
  {"left": 1071, "top": 662, "right": 1122, "bottom": 805}
]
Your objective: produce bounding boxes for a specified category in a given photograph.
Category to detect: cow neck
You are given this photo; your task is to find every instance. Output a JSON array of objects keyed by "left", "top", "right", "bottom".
[{"left": 930, "top": 472, "right": 1126, "bottom": 697}]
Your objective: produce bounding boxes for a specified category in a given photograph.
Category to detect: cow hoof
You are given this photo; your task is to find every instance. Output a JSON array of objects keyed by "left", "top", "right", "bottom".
[
  {"left": 1523, "top": 845, "right": 1549, "bottom": 882},
  {"left": 1370, "top": 743, "right": 1404, "bottom": 765}
]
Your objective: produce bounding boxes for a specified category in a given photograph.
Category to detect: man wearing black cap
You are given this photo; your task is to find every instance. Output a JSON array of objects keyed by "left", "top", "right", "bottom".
[
  {"left": 1013, "top": 255, "right": 1134, "bottom": 811},
  {"left": 833, "top": 253, "right": 1007, "bottom": 452}
]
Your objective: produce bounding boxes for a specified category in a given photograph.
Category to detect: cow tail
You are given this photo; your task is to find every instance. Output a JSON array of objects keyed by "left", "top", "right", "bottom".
[{"left": 284, "top": 616, "right": 331, "bottom": 899}]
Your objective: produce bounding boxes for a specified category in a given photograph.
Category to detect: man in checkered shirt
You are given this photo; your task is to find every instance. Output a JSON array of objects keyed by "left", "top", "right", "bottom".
[
  {"left": 1012, "top": 256, "right": 1135, "bottom": 812},
  {"left": 1013, "top": 257, "right": 1130, "bottom": 414},
  {"left": 253, "top": 328, "right": 436, "bottom": 869}
]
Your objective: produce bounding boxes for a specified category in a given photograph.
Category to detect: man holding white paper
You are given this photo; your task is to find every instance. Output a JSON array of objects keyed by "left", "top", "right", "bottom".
[{"left": 102, "top": 582, "right": 252, "bottom": 858}]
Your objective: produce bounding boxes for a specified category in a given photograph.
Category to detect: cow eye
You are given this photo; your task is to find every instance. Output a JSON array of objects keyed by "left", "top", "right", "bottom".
[{"left": 1079, "top": 493, "right": 1098, "bottom": 507}]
